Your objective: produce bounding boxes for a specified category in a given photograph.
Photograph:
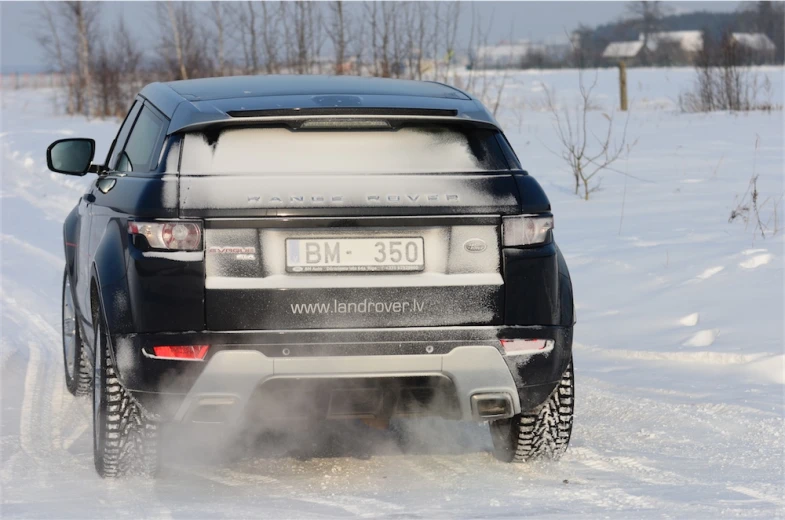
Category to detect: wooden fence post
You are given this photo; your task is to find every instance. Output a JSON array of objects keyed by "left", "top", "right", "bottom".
[{"left": 618, "top": 60, "right": 628, "bottom": 111}]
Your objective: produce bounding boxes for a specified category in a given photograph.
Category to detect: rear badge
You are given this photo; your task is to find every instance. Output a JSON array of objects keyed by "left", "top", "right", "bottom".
[
  {"left": 207, "top": 246, "right": 256, "bottom": 261},
  {"left": 464, "top": 239, "right": 487, "bottom": 253}
]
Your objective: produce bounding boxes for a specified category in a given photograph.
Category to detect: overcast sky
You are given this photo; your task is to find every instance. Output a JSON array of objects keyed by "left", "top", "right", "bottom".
[{"left": 1, "top": 1, "right": 742, "bottom": 73}]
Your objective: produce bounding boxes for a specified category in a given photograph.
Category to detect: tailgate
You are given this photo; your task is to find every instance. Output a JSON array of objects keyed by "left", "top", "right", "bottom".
[{"left": 203, "top": 215, "right": 504, "bottom": 330}]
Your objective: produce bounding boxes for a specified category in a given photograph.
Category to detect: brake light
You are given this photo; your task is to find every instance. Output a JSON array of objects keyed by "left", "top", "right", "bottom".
[
  {"left": 128, "top": 221, "right": 202, "bottom": 251},
  {"left": 152, "top": 345, "right": 209, "bottom": 360},
  {"left": 502, "top": 215, "right": 553, "bottom": 246},
  {"left": 500, "top": 339, "right": 554, "bottom": 354}
]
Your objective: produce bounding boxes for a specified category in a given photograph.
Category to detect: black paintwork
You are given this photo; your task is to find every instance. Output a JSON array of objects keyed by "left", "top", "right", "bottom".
[
  {"left": 165, "top": 75, "right": 472, "bottom": 101},
  {"left": 54, "top": 75, "right": 574, "bottom": 418},
  {"left": 139, "top": 75, "right": 501, "bottom": 134}
]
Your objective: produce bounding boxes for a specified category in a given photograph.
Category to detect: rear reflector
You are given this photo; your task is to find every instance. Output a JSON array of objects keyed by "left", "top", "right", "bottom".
[
  {"left": 500, "top": 339, "right": 554, "bottom": 355},
  {"left": 152, "top": 345, "right": 209, "bottom": 360}
]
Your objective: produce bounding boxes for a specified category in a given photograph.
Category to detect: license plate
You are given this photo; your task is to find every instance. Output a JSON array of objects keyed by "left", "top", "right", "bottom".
[{"left": 286, "top": 237, "right": 425, "bottom": 272}]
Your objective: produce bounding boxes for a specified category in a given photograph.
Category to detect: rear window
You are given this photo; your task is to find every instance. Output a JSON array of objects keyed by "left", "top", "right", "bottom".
[{"left": 179, "top": 124, "right": 510, "bottom": 174}]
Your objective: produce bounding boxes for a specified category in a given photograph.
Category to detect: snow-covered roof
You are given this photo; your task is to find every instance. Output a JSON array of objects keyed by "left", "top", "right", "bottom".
[
  {"left": 646, "top": 31, "right": 703, "bottom": 53},
  {"left": 604, "top": 30, "right": 705, "bottom": 59},
  {"left": 475, "top": 41, "right": 547, "bottom": 60},
  {"left": 602, "top": 40, "right": 644, "bottom": 59},
  {"left": 731, "top": 33, "right": 776, "bottom": 52}
]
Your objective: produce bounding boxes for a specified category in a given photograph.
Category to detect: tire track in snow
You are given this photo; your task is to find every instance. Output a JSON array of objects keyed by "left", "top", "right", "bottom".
[
  {"left": 17, "top": 340, "right": 48, "bottom": 469},
  {"left": 1, "top": 292, "right": 63, "bottom": 472},
  {"left": 0, "top": 233, "right": 63, "bottom": 270},
  {"left": 575, "top": 374, "right": 785, "bottom": 483},
  {"left": 291, "top": 494, "right": 405, "bottom": 518},
  {"left": 727, "top": 486, "right": 785, "bottom": 508},
  {"left": 569, "top": 447, "right": 698, "bottom": 487}
]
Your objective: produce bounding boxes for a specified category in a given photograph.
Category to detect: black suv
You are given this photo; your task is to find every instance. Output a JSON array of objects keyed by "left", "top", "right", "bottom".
[{"left": 49, "top": 75, "right": 575, "bottom": 477}]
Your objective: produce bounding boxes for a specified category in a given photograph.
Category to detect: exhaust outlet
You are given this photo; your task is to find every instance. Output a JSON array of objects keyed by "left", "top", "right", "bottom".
[{"left": 471, "top": 393, "right": 514, "bottom": 420}]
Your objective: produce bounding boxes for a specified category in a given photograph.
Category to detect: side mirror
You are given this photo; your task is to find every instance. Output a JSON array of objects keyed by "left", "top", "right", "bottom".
[{"left": 46, "top": 138, "right": 96, "bottom": 175}]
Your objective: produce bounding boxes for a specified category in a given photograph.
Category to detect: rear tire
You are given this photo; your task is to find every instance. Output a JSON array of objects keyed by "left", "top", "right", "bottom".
[
  {"left": 92, "top": 308, "right": 160, "bottom": 478},
  {"left": 62, "top": 269, "right": 91, "bottom": 396},
  {"left": 489, "top": 360, "right": 574, "bottom": 462}
]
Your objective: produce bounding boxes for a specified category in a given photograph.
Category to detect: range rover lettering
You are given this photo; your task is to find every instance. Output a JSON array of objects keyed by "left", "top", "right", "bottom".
[{"left": 49, "top": 75, "right": 575, "bottom": 477}]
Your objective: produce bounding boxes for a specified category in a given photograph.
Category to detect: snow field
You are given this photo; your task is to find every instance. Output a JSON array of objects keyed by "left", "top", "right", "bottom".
[{"left": 1, "top": 67, "right": 784, "bottom": 518}]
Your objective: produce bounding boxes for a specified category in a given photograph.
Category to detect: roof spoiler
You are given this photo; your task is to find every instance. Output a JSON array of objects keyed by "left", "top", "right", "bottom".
[{"left": 170, "top": 113, "right": 502, "bottom": 134}]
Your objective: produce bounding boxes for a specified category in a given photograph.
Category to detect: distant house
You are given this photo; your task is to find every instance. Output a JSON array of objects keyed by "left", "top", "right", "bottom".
[
  {"left": 648, "top": 31, "right": 703, "bottom": 64},
  {"left": 472, "top": 40, "right": 549, "bottom": 69},
  {"left": 602, "top": 31, "right": 703, "bottom": 65},
  {"left": 731, "top": 33, "right": 776, "bottom": 63}
]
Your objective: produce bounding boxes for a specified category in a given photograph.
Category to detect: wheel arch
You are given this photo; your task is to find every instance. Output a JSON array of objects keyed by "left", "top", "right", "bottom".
[
  {"left": 555, "top": 245, "right": 575, "bottom": 327},
  {"left": 89, "top": 225, "right": 134, "bottom": 372},
  {"left": 63, "top": 206, "right": 79, "bottom": 280},
  {"left": 91, "top": 220, "right": 134, "bottom": 334}
]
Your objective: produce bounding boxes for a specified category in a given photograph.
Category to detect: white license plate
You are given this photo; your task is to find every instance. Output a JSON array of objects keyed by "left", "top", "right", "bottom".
[{"left": 286, "top": 237, "right": 425, "bottom": 272}]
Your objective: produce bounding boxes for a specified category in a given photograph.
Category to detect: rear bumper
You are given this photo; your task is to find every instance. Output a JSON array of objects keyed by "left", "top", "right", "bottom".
[
  {"left": 170, "top": 346, "right": 519, "bottom": 423},
  {"left": 115, "top": 325, "right": 572, "bottom": 421}
]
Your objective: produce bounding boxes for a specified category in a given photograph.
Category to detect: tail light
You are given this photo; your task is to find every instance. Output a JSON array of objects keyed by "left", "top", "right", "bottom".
[
  {"left": 128, "top": 221, "right": 202, "bottom": 251},
  {"left": 502, "top": 215, "right": 553, "bottom": 246},
  {"left": 152, "top": 345, "right": 209, "bottom": 360},
  {"left": 500, "top": 339, "right": 554, "bottom": 355}
]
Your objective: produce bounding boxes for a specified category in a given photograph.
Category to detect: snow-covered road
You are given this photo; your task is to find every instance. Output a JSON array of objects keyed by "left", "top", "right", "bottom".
[{"left": 2, "top": 68, "right": 783, "bottom": 518}]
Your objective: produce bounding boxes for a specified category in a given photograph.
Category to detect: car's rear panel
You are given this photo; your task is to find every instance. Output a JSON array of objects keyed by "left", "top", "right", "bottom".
[{"left": 177, "top": 173, "right": 520, "bottom": 330}]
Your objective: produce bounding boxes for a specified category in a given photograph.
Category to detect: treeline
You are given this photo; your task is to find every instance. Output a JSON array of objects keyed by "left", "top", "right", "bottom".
[
  {"left": 36, "top": 1, "right": 491, "bottom": 118},
  {"left": 34, "top": 1, "right": 784, "bottom": 119}
]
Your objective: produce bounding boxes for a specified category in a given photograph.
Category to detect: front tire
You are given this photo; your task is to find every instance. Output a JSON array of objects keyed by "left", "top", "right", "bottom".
[
  {"left": 62, "top": 269, "right": 91, "bottom": 396},
  {"left": 92, "top": 307, "right": 160, "bottom": 477},
  {"left": 489, "top": 360, "right": 574, "bottom": 462}
]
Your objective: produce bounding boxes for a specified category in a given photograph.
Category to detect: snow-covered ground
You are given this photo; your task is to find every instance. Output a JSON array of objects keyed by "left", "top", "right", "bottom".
[{"left": 1, "top": 67, "right": 783, "bottom": 518}]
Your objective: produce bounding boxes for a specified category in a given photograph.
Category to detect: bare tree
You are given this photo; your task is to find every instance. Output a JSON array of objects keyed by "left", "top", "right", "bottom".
[
  {"left": 69, "top": 1, "right": 97, "bottom": 117},
  {"left": 36, "top": 3, "right": 74, "bottom": 113},
  {"left": 624, "top": 1, "right": 670, "bottom": 65},
  {"left": 439, "top": 1, "right": 461, "bottom": 83},
  {"left": 155, "top": 2, "right": 208, "bottom": 80},
  {"left": 210, "top": 1, "right": 228, "bottom": 76},
  {"left": 325, "top": 1, "right": 349, "bottom": 74},
  {"left": 687, "top": 29, "right": 718, "bottom": 111},
  {"left": 409, "top": 3, "right": 429, "bottom": 80},
  {"left": 35, "top": 1, "right": 100, "bottom": 116},
  {"left": 363, "top": 2, "right": 381, "bottom": 76},
  {"left": 348, "top": 6, "right": 366, "bottom": 75},
  {"left": 166, "top": 2, "right": 188, "bottom": 79},
  {"left": 93, "top": 19, "right": 143, "bottom": 117},
  {"left": 259, "top": 2, "right": 281, "bottom": 73},
  {"left": 462, "top": 4, "right": 506, "bottom": 110},
  {"left": 231, "top": 1, "right": 260, "bottom": 74},
  {"left": 545, "top": 73, "right": 634, "bottom": 200},
  {"left": 363, "top": 2, "right": 394, "bottom": 77},
  {"left": 281, "top": 1, "right": 324, "bottom": 74},
  {"left": 388, "top": 2, "right": 407, "bottom": 78},
  {"left": 680, "top": 30, "right": 773, "bottom": 112}
]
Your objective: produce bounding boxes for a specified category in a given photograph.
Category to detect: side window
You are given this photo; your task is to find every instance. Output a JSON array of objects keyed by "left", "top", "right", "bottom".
[
  {"left": 116, "top": 105, "right": 168, "bottom": 173},
  {"left": 107, "top": 100, "right": 142, "bottom": 169}
]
